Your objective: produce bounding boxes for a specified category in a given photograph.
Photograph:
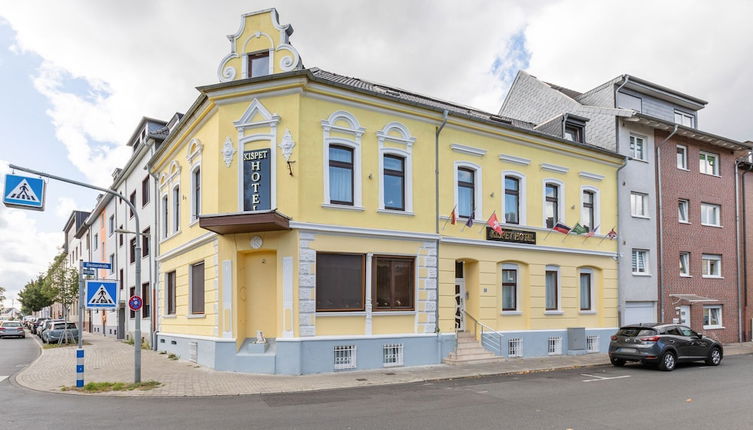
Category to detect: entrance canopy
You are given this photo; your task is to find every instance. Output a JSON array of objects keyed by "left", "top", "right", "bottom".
[
  {"left": 199, "top": 210, "right": 290, "bottom": 235},
  {"left": 669, "top": 293, "right": 718, "bottom": 304}
]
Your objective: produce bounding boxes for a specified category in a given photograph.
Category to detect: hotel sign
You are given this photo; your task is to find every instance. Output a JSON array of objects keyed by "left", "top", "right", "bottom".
[
  {"left": 486, "top": 227, "right": 536, "bottom": 245},
  {"left": 243, "top": 149, "right": 271, "bottom": 211}
]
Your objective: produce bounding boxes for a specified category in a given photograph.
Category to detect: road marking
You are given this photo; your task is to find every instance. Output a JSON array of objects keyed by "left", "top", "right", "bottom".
[
  {"left": 581, "top": 373, "right": 631, "bottom": 382},
  {"left": 0, "top": 376, "right": 8, "bottom": 383}
]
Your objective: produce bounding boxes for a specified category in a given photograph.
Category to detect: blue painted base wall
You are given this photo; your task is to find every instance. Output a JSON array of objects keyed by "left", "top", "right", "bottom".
[
  {"left": 482, "top": 328, "right": 616, "bottom": 358},
  {"left": 156, "top": 333, "right": 457, "bottom": 375}
]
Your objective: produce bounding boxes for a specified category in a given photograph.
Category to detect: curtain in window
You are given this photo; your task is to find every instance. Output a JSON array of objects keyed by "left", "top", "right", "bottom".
[
  {"left": 329, "top": 146, "right": 353, "bottom": 204},
  {"left": 579, "top": 273, "right": 591, "bottom": 310},
  {"left": 504, "top": 177, "right": 519, "bottom": 224},
  {"left": 502, "top": 269, "right": 516, "bottom": 310},
  {"left": 545, "top": 270, "right": 557, "bottom": 310}
]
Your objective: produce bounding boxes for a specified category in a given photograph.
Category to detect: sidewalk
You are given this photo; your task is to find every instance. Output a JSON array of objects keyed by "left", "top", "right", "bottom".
[{"left": 14, "top": 334, "right": 753, "bottom": 397}]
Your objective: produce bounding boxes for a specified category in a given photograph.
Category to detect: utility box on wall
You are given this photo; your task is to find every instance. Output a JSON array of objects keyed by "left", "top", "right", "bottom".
[{"left": 567, "top": 327, "right": 586, "bottom": 355}]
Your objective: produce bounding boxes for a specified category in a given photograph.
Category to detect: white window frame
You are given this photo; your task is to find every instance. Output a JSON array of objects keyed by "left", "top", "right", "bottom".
[
  {"left": 382, "top": 343, "right": 404, "bottom": 367},
  {"left": 578, "top": 267, "right": 595, "bottom": 313},
  {"left": 242, "top": 49, "right": 274, "bottom": 79},
  {"left": 172, "top": 185, "right": 181, "bottom": 234},
  {"left": 547, "top": 336, "right": 563, "bottom": 355},
  {"left": 190, "top": 164, "right": 201, "bottom": 224},
  {"left": 109, "top": 253, "right": 115, "bottom": 274},
  {"left": 544, "top": 265, "right": 561, "bottom": 314},
  {"left": 632, "top": 249, "right": 649, "bottom": 275},
  {"left": 679, "top": 252, "right": 691, "bottom": 277},
  {"left": 93, "top": 233, "right": 98, "bottom": 251},
  {"left": 586, "top": 335, "right": 600, "bottom": 353},
  {"left": 188, "top": 260, "right": 206, "bottom": 317},
  {"left": 322, "top": 111, "right": 364, "bottom": 209},
  {"left": 700, "top": 203, "right": 721, "bottom": 227},
  {"left": 333, "top": 345, "right": 357, "bottom": 370},
  {"left": 542, "top": 179, "right": 565, "bottom": 228},
  {"left": 699, "top": 151, "right": 720, "bottom": 176},
  {"left": 501, "top": 263, "right": 520, "bottom": 313},
  {"left": 678, "top": 199, "right": 690, "bottom": 223},
  {"left": 161, "top": 194, "right": 169, "bottom": 239},
  {"left": 630, "top": 192, "right": 649, "bottom": 218},
  {"left": 377, "top": 122, "right": 415, "bottom": 214},
  {"left": 454, "top": 161, "right": 483, "bottom": 221},
  {"left": 703, "top": 305, "right": 723, "bottom": 329},
  {"left": 580, "top": 186, "right": 600, "bottom": 233},
  {"left": 674, "top": 110, "right": 695, "bottom": 128},
  {"left": 676, "top": 145, "right": 688, "bottom": 170},
  {"left": 702, "top": 254, "right": 722, "bottom": 278},
  {"left": 508, "top": 337, "right": 523, "bottom": 358},
  {"left": 502, "top": 171, "right": 526, "bottom": 225},
  {"left": 629, "top": 134, "right": 647, "bottom": 161},
  {"left": 108, "top": 215, "right": 114, "bottom": 236}
]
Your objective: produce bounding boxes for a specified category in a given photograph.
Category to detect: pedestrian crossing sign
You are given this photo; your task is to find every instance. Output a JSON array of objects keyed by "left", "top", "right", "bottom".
[
  {"left": 3, "top": 174, "right": 46, "bottom": 211},
  {"left": 85, "top": 280, "right": 118, "bottom": 309}
]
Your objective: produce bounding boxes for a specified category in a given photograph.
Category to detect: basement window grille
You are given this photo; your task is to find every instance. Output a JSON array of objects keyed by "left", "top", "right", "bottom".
[
  {"left": 383, "top": 344, "right": 404, "bottom": 367},
  {"left": 586, "top": 335, "right": 599, "bottom": 353},
  {"left": 508, "top": 338, "right": 523, "bottom": 358},
  {"left": 548, "top": 337, "right": 562, "bottom": 355},
  {"left": 334, "top": 345, "right": 357, "bottom": 370},
  {"left": 189, "top": 341, "right": 198, "bottom": 363}
]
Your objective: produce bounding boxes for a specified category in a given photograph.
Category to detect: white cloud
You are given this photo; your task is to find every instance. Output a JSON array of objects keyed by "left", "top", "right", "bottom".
[
  {"left": 54, "top": 196, "right": 76, "bottom": 218},
  {"left": 0, "top": 161, "right": 62, "bottom": 309}
]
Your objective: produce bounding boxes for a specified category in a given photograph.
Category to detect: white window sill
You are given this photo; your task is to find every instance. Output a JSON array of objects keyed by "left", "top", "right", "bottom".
[
  {"left": 187, "top": 314, "right": 206, "bottom": 319},
  {"left": 377, "top": 209, "right": 414, "bottom": 216},
  {"left": 680, "top": 274, "right": 692, "bottom": 278},
  {"left": 701, "top": 223, "right": 722, "bottom": 228},
  {"left": 677, "top": 167, "right": 689, "bottom": 172},
  {"left": 703, "top": 326, "right": 724, "bottom": 330},
  {"left": 162, "top": 315, "right": 177, "bottom": 319},
  {"left": 161, "top": 231, "right": 182, "bottom": 244},
  {"left": 632, "top": 273, "right": 651, "bottom": 277},
  {"left": 702, "top": 275, "right": 724, "bottom": 279},
  {"left": 316, "top": 311, "right": 366, "bottom": 317},
  {"left": 544, "top": 311, "right": 563, "bottom": 315},
  {"left": 501, "top": 311, "right": 522, "bottom": 315},
  {"left": 322, "top": 203, "right": 365, "bottom": 211},
  {"left": 679, "top": 220, "right": 691, "bottom": 224},
  {"left": 579, "top": 310, "right": 597, "bottom": 315},
  {"left": 372, "top": 311, "right": 416, "bottom": 316},
  {"left": 630, "top": 158, "right": 649, "bottom": 164},
  {"left": 700, "top": 172, "right": 721, "bottom": 178},
  {"left": 631, "top": 215, "right": 650, "bottom": 220},
  {"left": 189, "top": 218, "right": 200, "bottom": 227}
]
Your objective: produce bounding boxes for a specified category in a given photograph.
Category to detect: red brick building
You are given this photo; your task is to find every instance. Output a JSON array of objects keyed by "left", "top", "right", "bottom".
[{"left": 651, "top": 123, "right": 750, "bottom": 343}]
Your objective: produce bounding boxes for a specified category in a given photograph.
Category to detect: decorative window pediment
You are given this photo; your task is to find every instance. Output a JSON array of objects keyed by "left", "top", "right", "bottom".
[{"left": 186, "top": 138, "right": 204, "bottom": 164}]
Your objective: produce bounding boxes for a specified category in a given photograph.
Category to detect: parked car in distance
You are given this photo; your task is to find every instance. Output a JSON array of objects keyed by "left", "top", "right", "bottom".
[
  {"left": 42, "top": 322, "right": 79, "bottom": 344},
  {"left": 0, "top": 320, "right": 26, "bottom": 339},
  {"left": 37, "top": 319, "right": 63, "bottom": 339},
  {"left": 609, "top": 323, "right": 723, "bottom": 371},
  {"left": 31, "top": 317, "right": 49, "bottom": 335}
]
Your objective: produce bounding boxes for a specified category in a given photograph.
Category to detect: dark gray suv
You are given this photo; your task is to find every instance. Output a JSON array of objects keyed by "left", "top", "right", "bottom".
[{"left": 609, "top": 323, "right": 723, "bottom": 371}]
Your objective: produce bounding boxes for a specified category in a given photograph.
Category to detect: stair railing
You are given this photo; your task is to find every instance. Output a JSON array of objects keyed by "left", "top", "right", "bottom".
[{"left": 462, "top": 311, "right": 504, "bottom": 356}]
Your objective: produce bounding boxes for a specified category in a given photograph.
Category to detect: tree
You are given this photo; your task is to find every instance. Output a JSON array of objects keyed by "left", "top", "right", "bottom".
[
  {"left": 0, "top": 285, "right": 6, "bottom": 312},
  {"left": 18, "top": 275, "right": 55, "bottom": 315},
  {"left": 44, "top": 252, "right": 79, "bottom": 321}
]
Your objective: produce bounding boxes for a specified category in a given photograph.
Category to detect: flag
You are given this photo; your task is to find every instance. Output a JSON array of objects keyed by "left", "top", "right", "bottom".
[
  {"left": 553, "top": 222, "right": 571, "bottom": 234},
  {"left": 571, "top": 223, "right": 589, "bottom": 235},
  {"left": 486, "top": 211, "right": 503, "bottom": 234},
  {"left": 606, "top": 227, "right": 617, "bottom": 239},
  {"left": 585, "top": 225, "right": 599, "bottom": 238},
  {"left": 465, "top": 210, "right": 474, "bottom": 228},
  {"left": 450, "top": 206, "right": 457, "bottom": 225}
]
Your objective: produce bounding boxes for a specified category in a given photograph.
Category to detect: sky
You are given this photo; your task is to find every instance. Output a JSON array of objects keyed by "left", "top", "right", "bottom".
[{"left": 1, "top": 0, "right": 753, "bottom": 309}]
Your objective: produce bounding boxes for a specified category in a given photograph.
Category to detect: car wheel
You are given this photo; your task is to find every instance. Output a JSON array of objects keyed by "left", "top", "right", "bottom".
[
  {"left": 658, "top": 351, "right": 676, "bottom": 371},
  {"left": 610, "top": 357, "right": 626, "bottom": 367},
  {"left": 705, "top": 347, "right": 722, "bottom": 366}
]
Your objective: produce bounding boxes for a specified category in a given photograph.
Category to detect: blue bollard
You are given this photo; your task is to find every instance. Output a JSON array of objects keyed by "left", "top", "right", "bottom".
[{"left": 76, "top": 348, "right": 84, "bottom": 388}]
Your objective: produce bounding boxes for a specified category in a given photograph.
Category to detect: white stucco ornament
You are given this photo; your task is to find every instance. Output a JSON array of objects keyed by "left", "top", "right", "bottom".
[
  {"left": 250, "top": 235, "right": 263, "bottom": 249},
  {"left": 279, "top": 129, "right": 296, "bottom": 161},
  {"left": 222, "top": 136, "right": 236, "bottom": 167}
]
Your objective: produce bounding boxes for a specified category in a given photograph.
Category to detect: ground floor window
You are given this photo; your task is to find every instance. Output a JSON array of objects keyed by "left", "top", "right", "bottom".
[
  {"left": 373, "top": 256, "right": 414, "bottom": 310},
  {"left": 579, "top": 271, "right": 592, "bottom": 311},
  {"left": 502, "top": 267, "right": 517, "bottom": 311},
  {"left": 703, "top": 305, "right": 722, "bottom": 329},
  {"left": 316, "top": 253, "right": 365, "bottom": 311},
  {"left": 545, "top": 269, "right": 558, "bottom": 310},
  {"left": 191, "top": 262, "right": 205, "bottom": 315},
  {"left": 166, "top": 271, "right": 176, "bottom": 315}
]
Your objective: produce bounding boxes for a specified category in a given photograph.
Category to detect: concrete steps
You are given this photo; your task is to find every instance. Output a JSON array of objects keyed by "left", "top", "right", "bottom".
[{"left": 444, "top": 331, "right": 501, "bottom": 364}]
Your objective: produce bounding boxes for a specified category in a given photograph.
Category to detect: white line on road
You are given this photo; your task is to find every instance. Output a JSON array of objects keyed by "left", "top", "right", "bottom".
[
  {"left": 581, "top": 373, "right": 631, "bottom": 382},
  {"left": 0, "top": 376, "right": 8, "bottom": 383}
]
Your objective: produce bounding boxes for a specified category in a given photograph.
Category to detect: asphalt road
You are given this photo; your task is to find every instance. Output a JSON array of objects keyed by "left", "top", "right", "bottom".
[{"left": 2, "top": 333, "right": 752, "bottom": 429}]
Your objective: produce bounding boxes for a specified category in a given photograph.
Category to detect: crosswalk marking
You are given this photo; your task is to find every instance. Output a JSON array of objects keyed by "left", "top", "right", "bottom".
[{"left": 581, "top": 373, "right": 631, "bottom": 382}]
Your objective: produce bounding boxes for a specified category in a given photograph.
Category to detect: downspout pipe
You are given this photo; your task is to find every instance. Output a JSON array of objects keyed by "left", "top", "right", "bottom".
[
  {"left": 615, "top": 156, "right": 629, "bottom": 324},
  {"left": 656, "top": 124, "right": 679, "bottom": 324},
  {"left": 734, "top": 157, "right": 750, "bottom": 342},
  {"left": 741, "top": 166, "right": 752, "bottom": 341},
  {"left": 435, "top": 110, "right": 449, "bottom": 361}
]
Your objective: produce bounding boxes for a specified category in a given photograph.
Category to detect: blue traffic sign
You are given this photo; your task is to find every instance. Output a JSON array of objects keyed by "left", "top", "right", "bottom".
[
  {"left": 83, "top": 261, "right": 112, "bottom": 270},
  {"left": 85, "top": 280, "right": 118, "bottom": 309},
  {"left": 3, "top": 174, "right": 46, "bottom": 211}
]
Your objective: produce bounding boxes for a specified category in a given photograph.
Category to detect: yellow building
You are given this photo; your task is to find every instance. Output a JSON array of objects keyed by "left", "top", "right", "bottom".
[{"left": 149, "top": 9, "right": 623, "bottom": 373}]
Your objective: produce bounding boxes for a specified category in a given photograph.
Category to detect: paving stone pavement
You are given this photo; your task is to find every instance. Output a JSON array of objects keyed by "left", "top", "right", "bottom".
[{"left": 14, "top": 334, "right": 753, "bottom": 397}]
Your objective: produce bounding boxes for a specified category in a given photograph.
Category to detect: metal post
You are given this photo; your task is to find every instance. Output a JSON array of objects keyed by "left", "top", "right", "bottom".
[
  {"left": 77, "top": 259, "right": 84, "bottom": 387},
  {"left": 9, "top": 163, "right": 142, "bottom": 383}
]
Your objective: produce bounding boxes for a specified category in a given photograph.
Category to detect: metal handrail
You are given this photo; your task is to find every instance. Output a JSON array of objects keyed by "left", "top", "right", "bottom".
[{"left": 462, "top": 311, "right": 504, "bottom": 356}]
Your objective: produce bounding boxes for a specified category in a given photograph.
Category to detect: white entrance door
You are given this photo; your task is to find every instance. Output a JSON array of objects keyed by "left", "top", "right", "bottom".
[
  {"left": 679, "top": 305, "right": 690, "bottom": 326},
  {"left": 454, "top": 279, "right": 466, "bottom": 331}
]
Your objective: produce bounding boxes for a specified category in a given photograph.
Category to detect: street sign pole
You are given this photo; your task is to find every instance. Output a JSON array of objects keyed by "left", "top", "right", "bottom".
[
  {"left": 8, "top": 164, "right": 143, "bottom": 384},
  {"left": 77, "top": 259, "right": 84, "bottom": 388}
]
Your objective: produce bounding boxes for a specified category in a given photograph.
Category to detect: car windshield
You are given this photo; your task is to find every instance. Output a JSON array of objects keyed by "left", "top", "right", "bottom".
[
  {"left": 3, "top": 322, "right": 21, "bottom": 327},
  {"left": 617, "top": 327, "right": 657, "bottom": 337},
  {"left": 53, "top": 323, "right": 77, "bottom": 330}
]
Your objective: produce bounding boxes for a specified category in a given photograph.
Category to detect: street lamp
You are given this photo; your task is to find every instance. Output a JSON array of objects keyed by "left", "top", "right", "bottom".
[{"left": 114, "top": 228, "right": 146, "bottom": 383}]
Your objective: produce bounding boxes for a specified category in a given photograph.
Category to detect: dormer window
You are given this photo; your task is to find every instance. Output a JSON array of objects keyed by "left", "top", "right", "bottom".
[
  {"left": 563, "top": 114, "right": 588, "bottom": 143},
  {"left": 248, "top": 51, "right": 270, "bottom": 78},
  {"left": 674, "top": 110, "right": 694, "bottom": 128}
]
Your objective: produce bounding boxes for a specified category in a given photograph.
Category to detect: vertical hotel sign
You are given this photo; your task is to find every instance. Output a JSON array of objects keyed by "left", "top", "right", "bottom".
[{"left": 243, "top": 148, "right": 271, "bottom": 211}]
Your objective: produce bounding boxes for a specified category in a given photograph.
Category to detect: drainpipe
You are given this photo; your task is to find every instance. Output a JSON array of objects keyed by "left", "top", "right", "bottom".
[
  {"left": 656, "top": 124, "right": 679, "bottom": 324},
  {"left": 615, "top": 157, "right": 629, "bottom": 324},
  {"left": 734, "top": 157, "right": 751, "bottom": 342},
  {"left": 435, "top": 110, "right": 449, "bottom": 359},
  {"left": 615, "top": 75, "right": 630, "bottom": 101},
  {"left": 741, "top": 166, "right": 752, "bottom": 341},
  {"left": 148, "top": 144, "right": 160, "bottom": 351}
]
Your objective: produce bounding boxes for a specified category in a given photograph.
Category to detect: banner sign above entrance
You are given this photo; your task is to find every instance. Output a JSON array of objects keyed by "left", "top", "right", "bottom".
[
  {"left": 243, "top": 148, "right": 271, "bottom": 212},
  {"left": 486, "top": 227, "right": 536, "bottom": 245}
]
